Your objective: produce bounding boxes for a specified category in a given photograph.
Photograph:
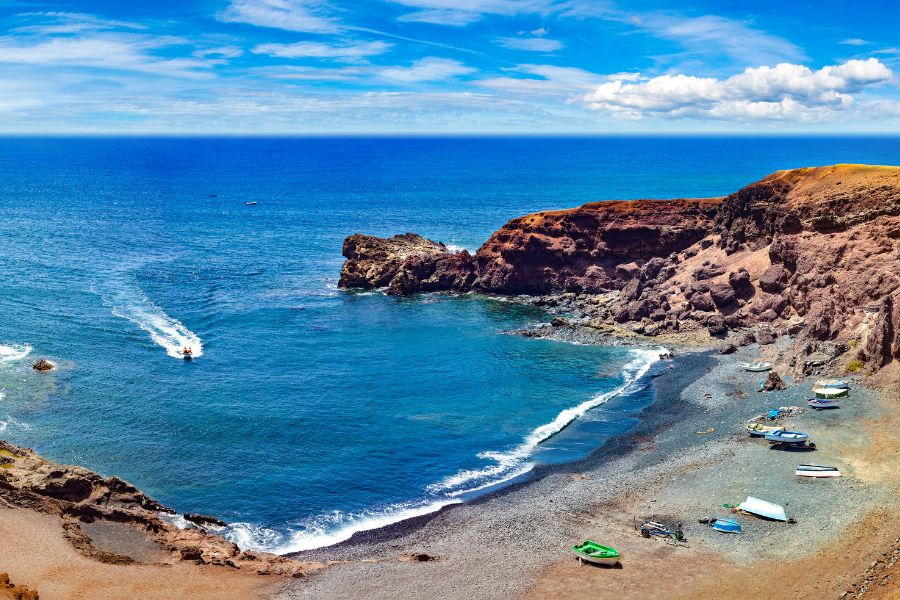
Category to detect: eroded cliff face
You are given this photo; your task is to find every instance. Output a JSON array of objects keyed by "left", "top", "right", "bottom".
[{"left": 338, "top": 165, "right": 900, "bottom": 372}]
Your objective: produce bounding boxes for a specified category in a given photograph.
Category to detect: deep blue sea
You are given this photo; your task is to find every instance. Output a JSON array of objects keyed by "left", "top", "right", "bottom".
[{"left": 1, "top": 136, "right": 898, "bottom": 552}]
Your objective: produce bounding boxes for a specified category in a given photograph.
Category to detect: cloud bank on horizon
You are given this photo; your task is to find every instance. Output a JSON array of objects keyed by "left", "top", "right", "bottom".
[{"left": 0, "top": 0, "right": 898, "bottom": 133}]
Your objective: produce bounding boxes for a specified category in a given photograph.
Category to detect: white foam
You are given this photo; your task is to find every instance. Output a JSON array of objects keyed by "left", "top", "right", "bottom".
[
  {"left": 102, "top": 280, "right": 203, "bottom": 360},
  {"left": 225, "top": 498, "right": 461, "bottom": 555},
  {"left": 445, "top": 244, "right": 470, "bottom": 254},
  {"left": 0, "top": 416, "right": 30, "bottom": 434},
  {"left": 428, "top": 347, "right": 664, "bottom": 497},
  {"left": 0, "top": 343, "right": 32, "bottom": 363}
]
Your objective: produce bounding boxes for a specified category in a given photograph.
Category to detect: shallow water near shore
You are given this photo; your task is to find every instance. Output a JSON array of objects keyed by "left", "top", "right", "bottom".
[{"left": 1, "top": 136, "right": 899, "bottom": 553}]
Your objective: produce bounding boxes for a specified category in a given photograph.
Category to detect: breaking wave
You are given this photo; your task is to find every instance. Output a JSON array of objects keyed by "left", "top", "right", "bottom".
[
  {"left": 0, "top": 343, "right": 32, "bottom": 363},
  {"left": 427, "top": 347, "right": 664, "bottom": 497},
  {"left": 226, "top": 347, "right": 662, "bottom": 554},
  {"left": 224, "top": 498, "right": 460, "bottom": 555}
]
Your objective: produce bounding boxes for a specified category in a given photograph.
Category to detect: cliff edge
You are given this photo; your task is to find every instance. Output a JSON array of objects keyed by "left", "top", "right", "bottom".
[{"left": 339, "top": 164, "right": 900, "bottom": 375}]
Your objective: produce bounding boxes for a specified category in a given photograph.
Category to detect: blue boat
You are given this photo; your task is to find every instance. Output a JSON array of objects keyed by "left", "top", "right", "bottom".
[
  {"left": 764, "top": 430, "right": 809, "bottom": 445},
  {"left": 712, "top": 518, "right": 742, "bottom": 533}
]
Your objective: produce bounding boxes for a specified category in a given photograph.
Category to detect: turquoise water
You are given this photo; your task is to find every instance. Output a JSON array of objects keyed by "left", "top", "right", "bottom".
[{"left": 1, "top": 137, "right": 898, "bottom": 552}]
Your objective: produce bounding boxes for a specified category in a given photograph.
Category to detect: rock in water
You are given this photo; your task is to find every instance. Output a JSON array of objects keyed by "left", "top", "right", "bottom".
[
  {"left": 761, "top": 372, "right": 787, "bottom": 391},
  {"left": 32, "top": 359, "right": 54, "bottom": 371}
]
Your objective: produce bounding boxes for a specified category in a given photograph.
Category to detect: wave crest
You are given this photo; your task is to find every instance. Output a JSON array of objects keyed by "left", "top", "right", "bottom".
[{"left": 0, "top": 343, "right": 32, "bottom": 363}]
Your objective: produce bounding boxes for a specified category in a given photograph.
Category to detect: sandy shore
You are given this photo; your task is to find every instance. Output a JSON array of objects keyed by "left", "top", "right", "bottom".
[
  {"left": 0, "top": 507, "right": 279, "bottom": 600},
  {"left": 273, "top": 341, "right": 900, "bottom": 600}
]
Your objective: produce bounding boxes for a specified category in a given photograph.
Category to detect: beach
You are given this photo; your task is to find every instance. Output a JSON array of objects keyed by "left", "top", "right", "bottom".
[{"left": 272, "top": 340, "right": 899, "bottom": 600}]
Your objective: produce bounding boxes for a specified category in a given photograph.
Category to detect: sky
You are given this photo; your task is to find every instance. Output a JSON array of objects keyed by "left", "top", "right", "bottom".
[{"left": 0, "top": 0, "right": 899, "bottom": 134}]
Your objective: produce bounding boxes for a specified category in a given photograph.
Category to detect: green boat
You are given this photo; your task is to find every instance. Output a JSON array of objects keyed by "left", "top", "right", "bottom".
[{"left": 572, "top": 540, "right": 621, "bottom": 566}]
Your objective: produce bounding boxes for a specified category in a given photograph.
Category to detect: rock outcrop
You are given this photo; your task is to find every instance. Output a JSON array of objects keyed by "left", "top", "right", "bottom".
[
  {"left": 0, "top": 441, "right": 315, "bottom": 577},
  {"left": 31, "top": 360, "right": 53, "bottom": 372},
  {"left": 339, "top": 165, "right": 900, "bottom": 372}
]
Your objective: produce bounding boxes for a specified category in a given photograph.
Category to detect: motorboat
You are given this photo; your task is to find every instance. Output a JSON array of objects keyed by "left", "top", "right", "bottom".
[
  {"left": 764, "top": 430, "right": 809, "bottom": 445},
  {"left": 244, "top": 201, "right": 258, "bottom": 206},
  {"left": 742, "top": 362, "right": 772, "bottom": 372},
  {"left": 738, "top": 496, "right": 787, "bottom": 521},
  {"left": 712, "top": 518, "right": 743, "bottom": 533},
  {"left": 571, "top": 541, "right": 620, "bottom": 566},
  {"left": 814, "top": 379, "right": 850, "bottom": 389},
  {"left": 182, "top": 347, "right": 194, "bottom": 360},
  {"left": 813, "top": 387, "right": 848, "bottom": 400},
  {"left": 807, "top": 398, "right": 839, "bottom": 410},
  {"left": 796, "top": 464, "right": 842, "bottom": 478}
]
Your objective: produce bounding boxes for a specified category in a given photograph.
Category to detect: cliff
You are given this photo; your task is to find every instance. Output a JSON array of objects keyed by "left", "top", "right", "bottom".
[{"left": 338, "top": 165, "right": 900, "bottom": 374}]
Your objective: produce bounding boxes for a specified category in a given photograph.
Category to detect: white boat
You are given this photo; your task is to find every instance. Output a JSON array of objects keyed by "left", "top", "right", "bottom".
[
  {"left": 244, "top": 201, "right": 258, "bottom": 206},
  {"left": 742, "top": 362, "right": 772, "bottom": 372},
  {"left": 745, "top": 423, "right": 785, "bottom": 437},
  {"left": 764, "top": 430, "right": 809, "bottom": 445},
  {"left": 738, "top": 496, "right": 787, "bottom": 521},
  {"left": 814, "top": 379, "right": 850, "bottom": 389},
  {"left": 807, "top": 398, "right": 839, "bottom": 410},
  {"left": 796, "top": 464, "right": 841, "bottom": 478},
  {"left": 813, "top": 387, "right": 848, "bottom": 399}
]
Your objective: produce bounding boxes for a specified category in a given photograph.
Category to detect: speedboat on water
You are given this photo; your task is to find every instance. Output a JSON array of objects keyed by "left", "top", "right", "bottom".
[
  {"left": 182, "top": 347, "right": 194, "bottom": 360},
  {"left": 244, "top": 201, "right": 258, "bottom": 206}
]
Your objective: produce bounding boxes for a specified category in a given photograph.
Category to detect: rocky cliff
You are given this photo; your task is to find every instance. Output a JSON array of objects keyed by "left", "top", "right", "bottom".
[{"left": 339, "top": 165, "right": 900, "bottom": 373}]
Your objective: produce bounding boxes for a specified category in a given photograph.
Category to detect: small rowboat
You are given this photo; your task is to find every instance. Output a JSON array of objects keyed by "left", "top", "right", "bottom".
[
  {"left": 796, "top": 464, "right": 841, "bottom": 478},
  {"left": 738, "top": 496, "right": 787, "bottom": 521},
  {"left": 572, "top": 541, "right": 620, "bottom": 566},
  {"left": 742, "top": 362, "right": 772, "bottom": 372},
  {"left": 712, "top": 518, "right": 742, "bottom": 533},
  {"left": 764, "top": 430, "right": 809, "bottom": 445},
  {"left": 745, "top": 423, "right": 785, "bottom": 437},
  {"left": 814, "top": 379, "right": 850, "bottom": 389},
  {"left": 807, "top": 398, "right": 839, "bottom": 410},
  {"left": 814, "top": 387, "right": 848, "bottom": 399}
]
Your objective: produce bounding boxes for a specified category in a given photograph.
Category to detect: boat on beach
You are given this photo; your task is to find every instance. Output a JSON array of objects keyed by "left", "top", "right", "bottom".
[
  {"left": 764, "top": 430, "right": 809, "bottom": 445},
  {"left": 745, "top": 423, "right": 785, "bottom": 437},
  {"left": 742, "top": 362, "right": 772, "bottom": 372},
  {"left": 796, "top": 464, "right": 842, "bottom": 478},
  {"left": 712, "top": 518, "right": 743, "bottom": 533},
  {"left": 814, "top": 387, "right": 848, "bottom": 399},
  {"left": 738, "top": 496, "right": 788, "bottom": 521},
  {"left": 814, "top": 379, "right": 850, "bottom": 389},
  {"left": 572, "top": 541, "right": 620, "bottom": 566},
  {"left": 807, "top": 398, "right": 839, "bottom": 410}
]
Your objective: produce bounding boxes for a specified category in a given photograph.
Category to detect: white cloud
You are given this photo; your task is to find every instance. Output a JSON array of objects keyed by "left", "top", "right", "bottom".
[
  {"left": 0, "top": 35, "right": 218, "bottom": 78},
  {"left": 497, "top": 37, "right": 562, "bottom": 52},
  {"left": 582, "top": 58, "right": 893, "bottom": 121},
  {"left": 378, "top": 57, "right": 475, "bottom": 82},
  {"left": 390, "top": 0, "right": 554, "bottom": 26},
  {"left": 253, "top": 40, "right": 391, "bottom": 60},
  {"left": 478, "top": 64, "right": 639, "bottom": 96},
  {"left": 839, "top": 38, "right": 870, "bottom": 46},
  {"left": 220, "top": 0, "right": 339, "bottom": 33},
  {"left": 13, "top": 11, "right": 147, "bottom": 34}
]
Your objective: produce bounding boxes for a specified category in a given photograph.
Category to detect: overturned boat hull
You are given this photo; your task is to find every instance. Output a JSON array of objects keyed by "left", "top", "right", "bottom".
[
  {"left": 796, "top": 464, "right": 841, "bottom": 478},
  {"left": 738, "top": 496, "right": 788, "bottom": 521}
]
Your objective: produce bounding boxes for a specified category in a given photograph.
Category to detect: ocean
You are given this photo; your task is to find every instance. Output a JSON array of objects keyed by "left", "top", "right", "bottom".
[{"left": 1, "top": 136, "right": 898, "bottom": 553}]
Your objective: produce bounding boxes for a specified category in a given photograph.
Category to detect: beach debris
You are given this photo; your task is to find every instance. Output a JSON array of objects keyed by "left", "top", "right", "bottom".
[
  {"left": 31, "top": 359, "right": 54, "bottom": 371},
  {"left": 572, "top": 541, "right": 620, "bottom": 566},
  {"left": 737, "top": 496, "right": 788, "bottom": 521},
  {"left": 748, "top": 406, "right": 805, "bottom": 424},
  {"left": 759, "top": 371, "right": 787, "bottom": 392},
  {"left": 634, "top": 519, "right": 686, "bottom": 543},
  {"left": 796, "top": 464, "right": 842, "bottom": 478},
  {"left": 696, "top": 427, "right": 715, "bottom": 435}
]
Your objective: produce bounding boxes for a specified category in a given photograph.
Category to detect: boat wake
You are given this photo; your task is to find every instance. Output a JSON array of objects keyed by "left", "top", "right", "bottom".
[
  {"left": 427, "top": 347, "right": 664, "bottom": 497},
  {"left": 101, "top": 278, "right": 203, "bottom": 360},
  {"left": 0, "top": 343, "right": 32, "bottom": 363},
  {"left": 226, "top": 348, "right": 663, "bottom": 555}
]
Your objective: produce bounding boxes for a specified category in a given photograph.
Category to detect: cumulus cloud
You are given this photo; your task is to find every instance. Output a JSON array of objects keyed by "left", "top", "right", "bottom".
[
  {"left": 220, "top": 0, "right": 339, "bottom": 33},
  {"left": 378, "top": 57, "right": 476, "bottom": 82},
  {"left": 497, "top": 37, "right": 562, "bottom": 52},
  {"left": 253, "top": 40, "right": 392, "bottom": 61},
  {"left": 582, "top": 58, "right": 893, "bottom": 121}
]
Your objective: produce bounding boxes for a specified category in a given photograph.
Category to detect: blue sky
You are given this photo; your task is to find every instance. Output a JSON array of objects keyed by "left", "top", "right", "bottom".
[{"left": 0, "top": 0, "right": 899, "bottom": 133}]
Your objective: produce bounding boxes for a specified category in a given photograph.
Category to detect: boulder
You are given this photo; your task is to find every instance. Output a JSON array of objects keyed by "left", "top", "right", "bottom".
[
  {"left": 728, "top": 269, "right": 754, "bottom": 298},
  {"left": 32, "top": 359, "right": 54, "bottom": 371},
  {"left": 757, "top": 328, "right": 777, "bottom": 345},
  {"left": 690, "top": 292, "right": 715, "bottom": 312},
  {"left": 709, "top": 282, "right": 737, "bottom": 309},
  {"left": 760, "top": 371, "right": 787, "bottom": 391},
  {"left": 759, "top": 264, "right": 787, "bottom": 293}
]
